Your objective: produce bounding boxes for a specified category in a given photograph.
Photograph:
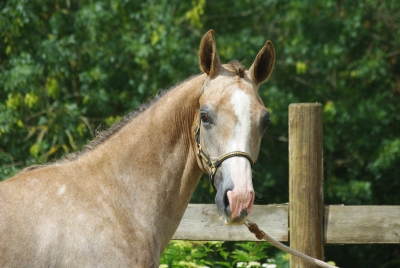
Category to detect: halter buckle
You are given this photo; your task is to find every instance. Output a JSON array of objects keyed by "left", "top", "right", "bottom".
[{"left": 210, "top": 164, "right": 217, "bottom": 176}]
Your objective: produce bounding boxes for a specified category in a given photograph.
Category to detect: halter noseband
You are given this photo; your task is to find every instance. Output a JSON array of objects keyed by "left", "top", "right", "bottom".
[{"left": 194, "top": 120, "right": 255, "bottom": 192}]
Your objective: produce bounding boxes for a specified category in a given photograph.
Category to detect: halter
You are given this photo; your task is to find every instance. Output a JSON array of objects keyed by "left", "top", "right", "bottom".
[{"left": 194, "top": 120, "right": 255, "bottom": 192}]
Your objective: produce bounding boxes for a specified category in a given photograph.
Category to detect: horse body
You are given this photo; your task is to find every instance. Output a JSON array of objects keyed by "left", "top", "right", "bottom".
[
  {"left": 0, "top": 75, "right": 204, "bottom": 267},
  {"left": 0, "top": 30, "right": 275, "bottom": 267}
]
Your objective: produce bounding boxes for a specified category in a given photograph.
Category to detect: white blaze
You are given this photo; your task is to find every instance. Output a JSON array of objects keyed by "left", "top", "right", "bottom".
[
  {"left": 230, "top": 90, "right": 251, "bottom": 152},
  {"left": 227, "top": 90, "right": 254, "bottom": 219}
]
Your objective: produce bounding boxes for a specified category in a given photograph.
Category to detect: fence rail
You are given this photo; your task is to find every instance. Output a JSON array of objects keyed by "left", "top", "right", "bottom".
[
  {"left": 173, "top": 204, "right": 400, "bottom": 244},
  {"left": 172, "top": 204, "right": 288, "bottom": 242}
]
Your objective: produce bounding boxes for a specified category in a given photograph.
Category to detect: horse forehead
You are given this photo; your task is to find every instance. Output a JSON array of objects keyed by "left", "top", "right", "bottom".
[
  {"left": 203, "top": 77, "right": 259, "bottom": 107},
  {"left": 213, "top": 74, "right": 255, "bottom": 91},
  {"left": 230, "top": 90, "right": 251, "bottom": 117}
]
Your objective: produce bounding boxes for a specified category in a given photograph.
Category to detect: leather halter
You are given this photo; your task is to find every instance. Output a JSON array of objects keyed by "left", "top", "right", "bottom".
[{"left": 194, "top": 120, "right": 255, "bottom": 192}]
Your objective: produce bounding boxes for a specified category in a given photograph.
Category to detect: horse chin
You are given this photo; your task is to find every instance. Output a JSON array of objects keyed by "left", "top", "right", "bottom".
[{"left": 219, "top": 208, "right": 248, "bottom": 226}]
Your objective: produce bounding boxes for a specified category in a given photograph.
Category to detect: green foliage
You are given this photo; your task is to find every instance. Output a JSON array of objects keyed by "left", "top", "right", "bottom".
[
  {"left": 230, "top": 242, "right": 272, "bottom": 265},
  {"left": 159, "top": 241, "right": 282, "bottom": 268},
  {"left": 0, "top": 0, "right": 201, "bottom": 175},
  {"left": 1, "top": 0, "right": 399, "bottom": 267},
  {"left": 160, "top": 241, "right": 217, "bottom": 268}
]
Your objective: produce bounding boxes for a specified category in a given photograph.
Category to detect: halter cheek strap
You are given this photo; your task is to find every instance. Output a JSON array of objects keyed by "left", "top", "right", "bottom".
[{"left": 194, "top": 121, "right": 255, "bottom": 192}]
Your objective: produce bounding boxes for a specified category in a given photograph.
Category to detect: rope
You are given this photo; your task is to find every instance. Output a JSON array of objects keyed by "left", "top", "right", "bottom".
[{"left": 244, "top": 220, "right": 339, "bottom": 268}]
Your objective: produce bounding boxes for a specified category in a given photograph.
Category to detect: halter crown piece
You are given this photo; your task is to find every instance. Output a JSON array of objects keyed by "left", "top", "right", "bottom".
[{"left": 194, "top": 120, "right": 255, "bottom": 192}]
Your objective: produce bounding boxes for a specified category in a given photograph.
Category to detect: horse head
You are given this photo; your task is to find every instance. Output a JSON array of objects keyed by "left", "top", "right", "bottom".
[{"left": 195, "top": 30, "right": 275, "bottom": 225}]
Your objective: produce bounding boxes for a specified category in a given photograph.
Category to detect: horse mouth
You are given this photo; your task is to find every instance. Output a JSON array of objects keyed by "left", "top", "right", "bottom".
[
  {"left": 220, "top": 207, "right": 248, "bottom": 225},
  {"left": 218, "top": 189, "right": 249, "bottom": 225}
]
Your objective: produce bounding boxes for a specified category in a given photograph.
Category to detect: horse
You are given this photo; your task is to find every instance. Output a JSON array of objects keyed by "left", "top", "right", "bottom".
[{"left": 0, "top": 30, "right": 275, "bottom": 267}]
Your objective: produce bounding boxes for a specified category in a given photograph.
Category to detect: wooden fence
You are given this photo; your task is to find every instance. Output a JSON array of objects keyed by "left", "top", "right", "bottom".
[{"left": 172, "top": 103, "right": 400, "bottom": 268}]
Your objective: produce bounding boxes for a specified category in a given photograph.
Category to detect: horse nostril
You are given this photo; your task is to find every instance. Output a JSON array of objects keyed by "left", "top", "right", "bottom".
[
  {"left": 247, "top": 190, "right": 255, "bottom": 214},
  {"left": 223, "top": 189, "right": 231, "bottom": 209}
]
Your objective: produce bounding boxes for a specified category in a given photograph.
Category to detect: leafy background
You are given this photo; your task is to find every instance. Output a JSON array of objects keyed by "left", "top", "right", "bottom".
[{"left": 1, "top": 0, "right": 399, "bottom": 267}]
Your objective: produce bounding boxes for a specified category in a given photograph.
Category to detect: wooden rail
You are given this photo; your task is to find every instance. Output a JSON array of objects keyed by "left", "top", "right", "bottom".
[
  {"left": 172, "top": 204, "right": 400, "bottom": 244},
  {"left": 324, "top": 205, "right": 400, "bottom": 244},
  {"left": 173, "top": 204, "right": 288, "bottom": 242}
]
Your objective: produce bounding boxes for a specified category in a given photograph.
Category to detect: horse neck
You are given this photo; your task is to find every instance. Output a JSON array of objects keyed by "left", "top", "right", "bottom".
[{"left": 77, "top": 74, "right": 205, "bottom": 249}]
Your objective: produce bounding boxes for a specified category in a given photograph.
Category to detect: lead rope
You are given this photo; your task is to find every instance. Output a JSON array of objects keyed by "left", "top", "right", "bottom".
[{"left": 244, "top": 220, "right": 339, "bottom": 268}]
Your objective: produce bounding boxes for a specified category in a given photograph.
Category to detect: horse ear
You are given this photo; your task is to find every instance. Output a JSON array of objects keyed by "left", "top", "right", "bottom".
[
  {"left": 249, "top": 40, "right": 275, "bottom": 85},
  {"left": 199, "top": 30, "right": 221, "bottom": 78}
]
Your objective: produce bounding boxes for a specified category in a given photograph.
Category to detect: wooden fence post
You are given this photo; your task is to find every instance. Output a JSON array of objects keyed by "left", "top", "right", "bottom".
[{"left": 289, "top": 103, "right": 324, "bottom": 268}]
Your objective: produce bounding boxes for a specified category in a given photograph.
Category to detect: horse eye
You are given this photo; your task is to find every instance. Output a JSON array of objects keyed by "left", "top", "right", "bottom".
[
  {"left": 264, "top": 119, "right": 271, "bottom": 129},
  {"left": 200, "top": 112, "right": 211, "bottom": 125},
  {"left": 261, "top": 111, "right": 271, "bottom": 130}
]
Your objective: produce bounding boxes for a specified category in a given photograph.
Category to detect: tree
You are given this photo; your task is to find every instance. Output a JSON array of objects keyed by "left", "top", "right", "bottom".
[{"left": 0, "top": 0, "right": 199, "bottom": 177}]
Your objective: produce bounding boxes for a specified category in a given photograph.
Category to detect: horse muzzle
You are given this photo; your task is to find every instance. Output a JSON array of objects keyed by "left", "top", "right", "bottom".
[
  {"left": 214, "top": 159, "right": 255, "bottom": 225},
  {"left": 216, "top": 186, "right": 255, "bottom": 225}
]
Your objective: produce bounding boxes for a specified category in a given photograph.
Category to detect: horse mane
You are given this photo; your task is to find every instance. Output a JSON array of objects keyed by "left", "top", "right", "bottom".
[
  {"left": 21, "top": 74, "right": 201, "bottom": 173},
  {"left": 64, "top": 89, "right": 171, "bottom": 162},
  {"left": 228, "top": 60, "right": 246, "bottom": 78},
  {"left": 66, "top": 63, "right": 248, "bottom": 160}
]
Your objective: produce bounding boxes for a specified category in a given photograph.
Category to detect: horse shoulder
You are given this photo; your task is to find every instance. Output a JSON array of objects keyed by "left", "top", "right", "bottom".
[{"left": 0, "top": 162, "right": 160, "bottom": 267}]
